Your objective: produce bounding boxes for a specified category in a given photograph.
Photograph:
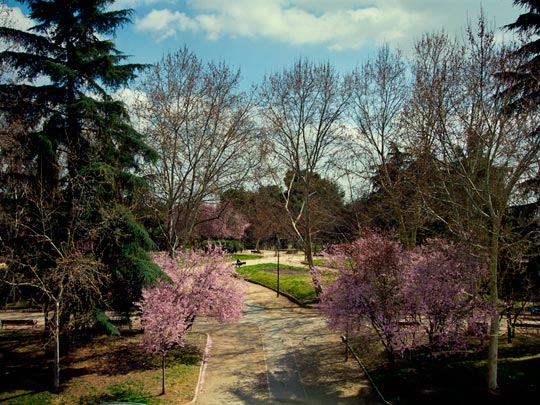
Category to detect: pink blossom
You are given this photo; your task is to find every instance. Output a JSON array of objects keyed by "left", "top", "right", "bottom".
[
  {"left": 138, "top": 245, "right": 246, "bottom": 356},
  {"left": 406, "top": 238, "right": 489, "bottom": 348},
  {"left": 321, "top": 231, "right": 489, "bottom": 364},
  {"left": 320, "top": 231, "right": 410, "bottom": 363},
  {"left": 194, "top": 203, "right": 250, "bottom": 240}
]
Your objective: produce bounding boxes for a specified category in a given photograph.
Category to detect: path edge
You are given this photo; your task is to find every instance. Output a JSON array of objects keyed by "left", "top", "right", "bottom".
[{"left": 185, "top": 332, "right": 211, "bottom": 404}]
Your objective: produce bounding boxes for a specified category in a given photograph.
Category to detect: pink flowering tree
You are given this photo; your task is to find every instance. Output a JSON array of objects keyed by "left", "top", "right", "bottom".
[
  {"left": 194, "top": 202, "right": 250, "bottom": 241},
  {"left": 321, "top": 231, "right": 490, "bottom": 366},
  {"left": 137, "top": 245, "right": 246, "bottom": 395},
  {"left": 321, "top": 231, "right": 411, "bottom": 365},
  {"left": 406, "top": 238, "right": 490, "bottom": 350}
]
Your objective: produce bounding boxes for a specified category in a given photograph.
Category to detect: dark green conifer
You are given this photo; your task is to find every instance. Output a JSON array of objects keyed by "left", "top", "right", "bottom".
[
  {"left": 0, "top": 0, "right": 161, "bottom": 321},
  {"left": 501, "top": 0, "right": 540, "bottom": 110}
]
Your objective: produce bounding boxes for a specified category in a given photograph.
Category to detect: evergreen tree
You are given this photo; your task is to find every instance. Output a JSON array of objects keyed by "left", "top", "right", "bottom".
[
  {"left": 0, "top": 0, "right": 161, "bottom": 326},
  {"left": 502, "top": 0, "right": 540, "bottom": 110}
]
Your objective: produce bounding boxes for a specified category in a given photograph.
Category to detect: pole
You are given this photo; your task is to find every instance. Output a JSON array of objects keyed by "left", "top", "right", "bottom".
[{"left": 276, "top": 236, "right": 280, "bottom": 297}]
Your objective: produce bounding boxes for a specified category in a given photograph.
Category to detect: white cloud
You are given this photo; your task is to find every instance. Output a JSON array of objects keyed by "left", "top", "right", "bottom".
[
  {"left": 134, "top": 0, "right": 519, "bottom": 51},
  {"left": 136, "top": 9, "right": 201, "bottom": 41},
  {"left": 111, "top": 0, "right": 173, "bottom": 10},
  {"left": 4, "top": 6, "right": 34, "bottom": 31},
  {"left": 113, "top": 88, "right": 149, "bottom": 130}
]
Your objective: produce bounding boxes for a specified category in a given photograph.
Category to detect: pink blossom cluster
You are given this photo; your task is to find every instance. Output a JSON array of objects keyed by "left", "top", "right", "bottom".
[
  {"left": 137, "top": 246, "right": 246, "bottom": 356},
  {"left": 193, "top": 203, "right": 250, "bottom": 240},
  {"left": 321, "top": 231, "right": 489, "bottom": 361}
]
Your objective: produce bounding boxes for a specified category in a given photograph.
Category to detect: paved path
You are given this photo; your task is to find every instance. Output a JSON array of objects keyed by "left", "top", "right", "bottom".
[{"left": 191, "top": 283, "right": 380, "bottom": 404}]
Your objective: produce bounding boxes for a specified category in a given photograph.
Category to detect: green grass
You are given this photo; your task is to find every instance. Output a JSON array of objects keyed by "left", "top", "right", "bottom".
[
  {"left": 301, "top": 258, "right": 327, "bottom": 266},
  {"left": 354, "top": 333, "right": 540, "bottom": 404},
  {"left": 237, "top": 263, "right": 319, "bottom": 303},
  {"left": 0, "top": 330, "right": 204, "bottom": 405},
  {"left": 231, "top": 253, "right": 263, "bottom": 261}
]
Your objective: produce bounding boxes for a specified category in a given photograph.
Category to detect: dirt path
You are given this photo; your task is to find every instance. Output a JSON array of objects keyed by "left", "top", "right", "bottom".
[
  {"left": 239, "top": 250, "right": 308, "bottom": 268},
  {"left": 191, "top": 282, "right": 380, "bottom": 405}
]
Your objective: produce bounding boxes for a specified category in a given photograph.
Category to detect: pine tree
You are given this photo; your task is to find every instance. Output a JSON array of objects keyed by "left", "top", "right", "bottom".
[
  {"left": 502, "top": 0, "right": 540, "bottom": 110},
  {"left": 0, "top": 0, "right": 161, "bottom": 328}
]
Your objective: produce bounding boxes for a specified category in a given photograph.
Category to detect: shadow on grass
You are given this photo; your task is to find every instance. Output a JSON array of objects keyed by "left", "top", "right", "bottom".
[
  {"left": 76, "top": 388, "right": 155, "bottom": 405},
  {"left": 361, "top": 334, "right": 540, "bottom": 405},
  {"left": 0, "top": 330, "right": 53, "bottom": 397},
  {"left": 0, "top": 328, "right": 203, "bottom": 404}
]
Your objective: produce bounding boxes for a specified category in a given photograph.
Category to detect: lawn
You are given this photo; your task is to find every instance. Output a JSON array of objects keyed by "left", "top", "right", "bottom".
[
  {"left": 237, "top": 263, "right": 334, "bottom": 304},
  {"left": 348, "top": 330, "right": 540, "bottom": 404},
  {"left": 301, "top": 258, "right": 327, "bottom": 267},
  {"left": 0, "top": 329, "right": 204, "bottom": 405},
  {"left": 231, "top": 253, "right": 263, "bottom": 261}
]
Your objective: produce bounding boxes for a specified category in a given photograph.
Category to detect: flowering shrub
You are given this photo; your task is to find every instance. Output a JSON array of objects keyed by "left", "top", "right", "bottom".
[
  {"left": 321, "top": 231, "right": 489, "bottom": 364},
  {"left": 321, "top": 231, "right": 410, "bottom": 364},
  {"left": 407, "top": 238, "right": 489, "bottom": 349},
  {"left": 193, "top": 202, "right": 250, "bottom": 240}
]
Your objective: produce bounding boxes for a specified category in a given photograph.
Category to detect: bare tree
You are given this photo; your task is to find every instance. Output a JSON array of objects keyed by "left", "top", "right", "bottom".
[
  {"left": 135, "top": 47, "right": 257, "bottom": 255},
  {"left": 258, "top": 59, "right": 350, "bottom": 292},
  {"left": 405, "top": 18, "right": 540, "bottom": 392},
  {"left": 30, "top": 250, "right": 104, "bottom": 388},
  {"left": 347, "top": 45, "right": 437, "bottom": 247},
  {"left": 1, "top": 184, "right": 106, "bottom": 388}
]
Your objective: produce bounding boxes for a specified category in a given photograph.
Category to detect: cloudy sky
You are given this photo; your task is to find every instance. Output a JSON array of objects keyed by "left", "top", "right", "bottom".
[{"left": 6, "top": 0, "right": 524, "bottom": 87}]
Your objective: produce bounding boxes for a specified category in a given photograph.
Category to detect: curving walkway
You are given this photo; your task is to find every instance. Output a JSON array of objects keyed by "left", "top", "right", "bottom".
[{"left": 191, "top": 282, "right": 380, "bottom": 405}]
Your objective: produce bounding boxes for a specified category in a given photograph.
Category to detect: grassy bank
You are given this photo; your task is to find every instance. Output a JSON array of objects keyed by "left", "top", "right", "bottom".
[
  {"left": 237, "top": 263, "right": 320, "bottom": 303},
  {"left": 232, "top": 253, "right": 263, "bottom": 261},
  {"left": 0, "top": 329, "right": 204, "bottom": 405}
]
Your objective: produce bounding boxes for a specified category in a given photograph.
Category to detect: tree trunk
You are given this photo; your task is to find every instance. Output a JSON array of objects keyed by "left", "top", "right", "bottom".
[
  {"left": 53, "top": 301, "right": 60, "bottom": 389},
  {"left": 304, "top": 229, "right": 322, "bottom": 296},
  {"left": 487, "top": 222, "right": 500, "bottom": 392},
  {"left": 161, "top": 353, "right": 166, "bottom": 395},
  {"left": 506, "top": 307, "right": 512, "bottom": 344},
  {"left": 43, "top": 300, "right": 49, "bottom": 333}
]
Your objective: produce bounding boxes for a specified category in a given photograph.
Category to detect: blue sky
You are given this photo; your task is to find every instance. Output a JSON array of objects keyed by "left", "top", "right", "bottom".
[{"left": 6, "top": 0, "right": 523, "bottom": 88}]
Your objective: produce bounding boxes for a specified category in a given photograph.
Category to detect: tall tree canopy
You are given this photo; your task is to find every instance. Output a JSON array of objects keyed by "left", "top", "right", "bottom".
[
  {"left": 0, "top": 0, "right": 161, "bottom": 351},
  {"left": 134, "top": 47, "right": 257, "bottom": 256},
  {"left": 403, "top": 16, "right": 540, "bottom": 392},
  {"left": 258, "top": 59, "right": 350, "bottom": 290}
]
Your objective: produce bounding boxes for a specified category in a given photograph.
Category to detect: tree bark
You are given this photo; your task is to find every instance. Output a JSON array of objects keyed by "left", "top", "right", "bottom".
[
  {"left": 53, "top": 301, "right": 60, "bottom": 389},
  {"left": 161, "top": 353, "right": 166, "bottom": 395},
  {"left": 487, "top": 221, "right": 500, "bottom": 392}
]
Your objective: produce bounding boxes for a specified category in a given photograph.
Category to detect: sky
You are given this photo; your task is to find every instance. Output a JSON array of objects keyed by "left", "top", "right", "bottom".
[{"left": 5, "top": 0, "right": 524, "bottom": 89}]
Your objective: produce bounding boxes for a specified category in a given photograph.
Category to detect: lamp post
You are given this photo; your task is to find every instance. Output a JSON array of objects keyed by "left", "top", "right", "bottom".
[{"left": 276, "top": 235, "right": 281, "bottom": 297}]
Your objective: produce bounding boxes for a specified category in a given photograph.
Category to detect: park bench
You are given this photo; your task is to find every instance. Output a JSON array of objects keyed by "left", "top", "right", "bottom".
[
  {"left": 235, "top": 260, "right": 246, "bottom": 267},
  {"left": 0, "top": 319, "right": 37, "bottom": 329},
  {"left": 527, "top": 305, "right": 540, "bottom": 314}
]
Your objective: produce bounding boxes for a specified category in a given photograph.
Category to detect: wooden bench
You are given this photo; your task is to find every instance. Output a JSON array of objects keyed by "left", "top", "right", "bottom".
[
  {"left": 1, "top": 319, "right": 37, "bottom": 329},
  {"left": 235, "top": 260, "right": 246, "bottom": 267}
]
